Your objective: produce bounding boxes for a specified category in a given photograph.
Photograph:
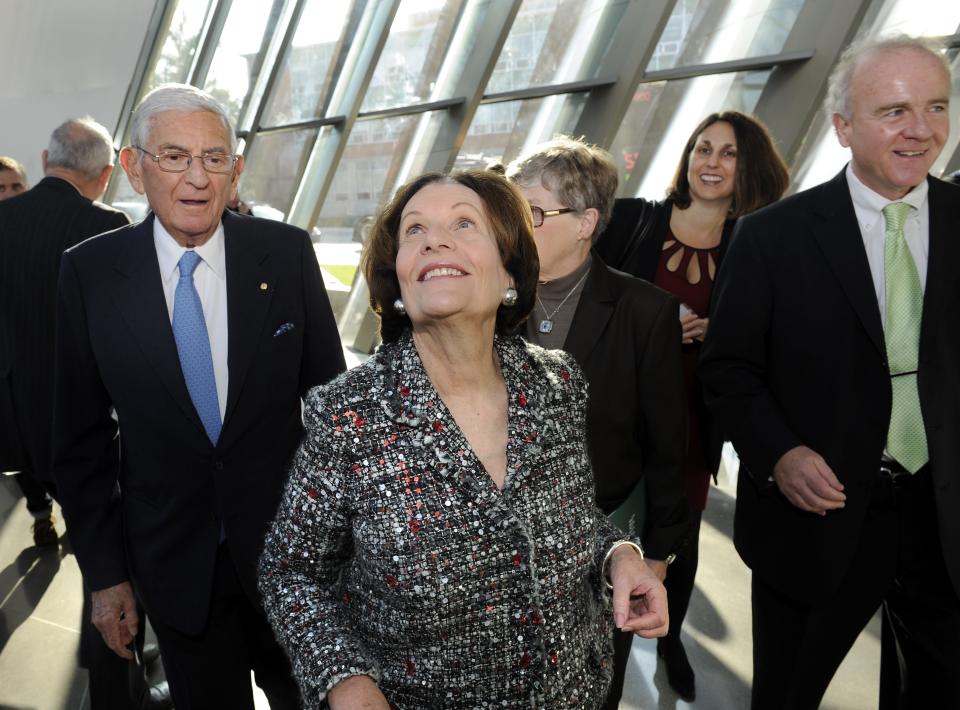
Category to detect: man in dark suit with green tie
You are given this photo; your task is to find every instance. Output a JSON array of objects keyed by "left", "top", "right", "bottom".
[{"left": 700, "top": 35, "right": 960, "bottom": 708}]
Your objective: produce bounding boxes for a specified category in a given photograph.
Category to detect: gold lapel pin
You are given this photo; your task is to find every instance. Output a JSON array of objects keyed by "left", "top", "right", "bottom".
[{"left": 259, "top": 282, "right": 268, "bottom": 291}]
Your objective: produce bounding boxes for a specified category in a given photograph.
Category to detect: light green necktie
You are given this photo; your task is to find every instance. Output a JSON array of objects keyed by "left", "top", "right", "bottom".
[{"left": 882, "top": 202, "right": 927, "bottom": 472}]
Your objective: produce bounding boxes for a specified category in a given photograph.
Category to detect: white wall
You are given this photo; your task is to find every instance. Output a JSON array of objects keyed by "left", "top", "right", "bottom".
[{"left": 0, "top": 0, "right": 157, "bottom": 185}]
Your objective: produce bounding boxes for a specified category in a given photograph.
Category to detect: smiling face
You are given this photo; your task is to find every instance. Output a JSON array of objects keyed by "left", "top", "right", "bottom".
[
  {"left": 686, "top": 120, "right": 738, "bottom": 207},
  {"left": 121, "top": 110, "right": 243, "bottom": 246},
  {"left": 394, "top": 181, "right": 513, "bottom": 331},
  {"left": 833, "top": 47, "right": 950, "bottom": 200}
]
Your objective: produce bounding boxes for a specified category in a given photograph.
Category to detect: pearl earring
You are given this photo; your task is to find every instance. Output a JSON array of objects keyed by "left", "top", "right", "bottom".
[
  {"left": 502, "top": 287, "right": 518, "bottom": 306},
  {"left": 393, "top": 298, "right": 406, "bottom": 315}
]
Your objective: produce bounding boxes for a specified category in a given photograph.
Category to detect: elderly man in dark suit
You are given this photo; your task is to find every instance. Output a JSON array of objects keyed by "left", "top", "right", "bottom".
[
  {"left": 700, "top": 35, "right": 960, "bottom": 709},
  {"left": 53, "top": 83, "right": 346, "bottom": 709},
  {"left": 0, "top": 119, "right": 127, "bottom": 545}
]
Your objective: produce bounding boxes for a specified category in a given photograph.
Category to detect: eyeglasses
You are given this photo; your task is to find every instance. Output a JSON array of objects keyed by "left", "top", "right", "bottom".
[
  {"left": 530, "top": 205, "right": 575, "bottom": 228},
  {"left": 133, "top": 146, "right": 238, "bottom": 174}
]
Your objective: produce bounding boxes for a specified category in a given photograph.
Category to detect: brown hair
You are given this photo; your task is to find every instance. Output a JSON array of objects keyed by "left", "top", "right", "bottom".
[
  {"left": 667, "top": 111, "right": 789, "bottom": 218},
  {"left": 362, "top": 170, "right": 539, "bottom": 344},
  {"left": 506, "top": 135, "right": 619, "bottom": 235}
]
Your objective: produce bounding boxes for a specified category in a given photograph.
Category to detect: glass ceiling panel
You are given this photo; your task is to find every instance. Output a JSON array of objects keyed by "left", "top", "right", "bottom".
[
  {"left": 259, "top": 0, "right": 361, "bottom": 126},
  {"left": 359, "top": 0, "right": 466, "bottom": 113},
  {"left": 647, "top": 0, "right": 805, "bottom": 72},
  {"left": 239, "top": 128, "right": 319, "bottom": 222},
  {"left": 486, "top": 0, "right": 623, "bottom": 92},
  {"left": 456, "top": 94, "right": 587, "bottom": 169},
  {"left": 201, "top": 0, "right": 281, "bottom": 126},
  {"left": 313, "top": 111, "right": 444, "bottom": 246},
  {"left": 793, "top": 2, "right": 960, "bottom": 193},
  {"left": 609, "top": 69, "right": 771, "bottom": 199}
]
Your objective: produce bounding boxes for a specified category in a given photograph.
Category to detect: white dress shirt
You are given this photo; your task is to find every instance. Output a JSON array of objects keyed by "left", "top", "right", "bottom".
[
  {"left": 154, "top": 220, "right": 229, "bottom": 422},
  {"left": 846, "top": 163, "right": 929, "bottom": 327}
]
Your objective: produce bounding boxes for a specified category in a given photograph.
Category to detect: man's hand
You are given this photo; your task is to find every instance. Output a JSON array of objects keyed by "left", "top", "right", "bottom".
[
  {"left": 610, "top": 546, "right": 669, "bottom": 638},
  {"left": 328, "top": 675, "right": 390, "bottom": 709},
  {"left": 773, "top": 445, "right": 846, "bottom": 515},
  {"left": 91, "top": 581, "right": 138, "bottom": 659}
]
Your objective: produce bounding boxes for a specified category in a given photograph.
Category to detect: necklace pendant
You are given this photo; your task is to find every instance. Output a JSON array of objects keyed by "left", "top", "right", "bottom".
[{"left": 538, "top": 319, "right": 553, "bottom": 334}]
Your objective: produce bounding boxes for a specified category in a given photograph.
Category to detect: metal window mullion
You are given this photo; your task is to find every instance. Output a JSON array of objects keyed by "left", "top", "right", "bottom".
[
  {"left": 187, "top": 0, "right": 234, "bottom": 88},
  {"left": 237, "top": 0, "right": 306, "bottom": 158},
  {"left": 750, "top": 0, "right": 874, "bottom": 169},
  {"left": 409, "top": 0, "right": 523, "bottom": 175},
  {"left": 572, "top": 0, "right": 678, "bottom": 149},
  {"left": 286, "top": 0, "right": 401, "bottom": 230},
  {"left": 105, "top": 0, "right": 176, "bottom": 204}
]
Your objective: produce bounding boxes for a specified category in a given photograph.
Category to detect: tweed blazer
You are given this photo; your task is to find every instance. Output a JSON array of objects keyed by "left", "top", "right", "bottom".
[{"left": 260, "top": 332, "right": 629, "bottom": 708}]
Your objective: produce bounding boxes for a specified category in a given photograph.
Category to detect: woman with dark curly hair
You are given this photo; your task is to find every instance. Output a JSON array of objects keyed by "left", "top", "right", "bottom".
[
  {"left": 259, "top": 169, "right": 669, "bottom": 708},
  {"left": 596, "top": 111, "right": 789, "bottom": 701}
]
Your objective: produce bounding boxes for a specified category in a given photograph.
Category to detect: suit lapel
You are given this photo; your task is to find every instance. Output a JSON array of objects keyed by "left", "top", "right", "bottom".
[
  {"left": 563, "top": 257, "right": 615, "bottom": 364},
  {"left": 222, "top": 212, "right": 274, "bottom": 433},
  {"left": 921, "top": 178, "right": 955, "bottom": 358},
  {"left": 812, "top": 171, "right": 886, "bottom": 357},
  {"left": 111, "top": 215, "right": 205, "bottom": 432}
]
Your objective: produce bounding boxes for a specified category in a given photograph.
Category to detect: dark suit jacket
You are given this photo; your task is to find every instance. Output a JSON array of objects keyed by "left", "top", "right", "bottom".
[
  {"left": 0, "top": 177, "right": 129, "bottom": 475},
  {"left": 53, "top": 211, "right": 346, "bottom": 634},
  {"left": 563, "top": 255, "right": 688, "bottom": 560},
  {"left": 596, "top": 197, "right": 734, "bottom": 472},
  {"left": 699, "top": 170, "right": 960, "bottom": 601}
]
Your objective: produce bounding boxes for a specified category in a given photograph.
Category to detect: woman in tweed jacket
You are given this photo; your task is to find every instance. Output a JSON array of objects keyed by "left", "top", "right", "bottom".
[{"left": 259, "top": 170, "right": 669, "bottom": 709}]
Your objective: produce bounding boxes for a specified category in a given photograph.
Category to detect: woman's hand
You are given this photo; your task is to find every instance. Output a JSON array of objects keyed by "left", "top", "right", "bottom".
[
  {"left": 328, "top": 675, "right": 390, "bottom": 710},
  {"left": 610, "top": 546, "right": 669, "bottom": 638},
  {"left": 680, "top": 311, "right": 708, "bottom": 344}
]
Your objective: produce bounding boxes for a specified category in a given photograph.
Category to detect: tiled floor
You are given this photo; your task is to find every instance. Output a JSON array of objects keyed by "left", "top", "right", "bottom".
[{"left": 0, "top": 455, "right": 880, "bottom": 709}]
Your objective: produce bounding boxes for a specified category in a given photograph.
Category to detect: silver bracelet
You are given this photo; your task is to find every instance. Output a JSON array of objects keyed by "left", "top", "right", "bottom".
[{"left": 602, "top": 540, "right": 644, "bottom": 591}]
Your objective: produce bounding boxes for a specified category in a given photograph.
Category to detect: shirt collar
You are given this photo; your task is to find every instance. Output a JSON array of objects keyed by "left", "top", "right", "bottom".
[
  {"left": 153, "top": 217, "right": 226, "bottom": 282},
  {"left": 846, "top": 163, "right": 928, "bottom": 231}
]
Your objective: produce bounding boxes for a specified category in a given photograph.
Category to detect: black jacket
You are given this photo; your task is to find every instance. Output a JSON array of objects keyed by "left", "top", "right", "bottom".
[
  {"left": 53, "top": 211, "right": 346, "bottom": 633},
  {"left": 0, "top": 177, "right": 129, "bottom": 476}
]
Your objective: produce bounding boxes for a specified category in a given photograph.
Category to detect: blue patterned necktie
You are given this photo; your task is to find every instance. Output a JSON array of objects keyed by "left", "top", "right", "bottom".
[
  {"left": 882, "top": 202, "right": 927, "bottom": 472},
  {"left": 173, "top": 250, "right": 221, "bottom": 445}
]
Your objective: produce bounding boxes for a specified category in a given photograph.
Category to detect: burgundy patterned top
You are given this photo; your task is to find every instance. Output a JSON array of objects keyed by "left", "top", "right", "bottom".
[{"left": 654, "top": 231, "right": 720, "bottom": 511}]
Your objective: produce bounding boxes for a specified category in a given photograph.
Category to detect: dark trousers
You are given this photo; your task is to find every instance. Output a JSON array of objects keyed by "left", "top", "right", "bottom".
[
  {"left": 750, "top": 468, "right": 960, "bottom": 710},
  {"left": 602, "top": 513, "right": 703, "bottom": 708},
  {"left": 13, "top": 471, "right": 53, "bottom": 517},
  {"left": 150, "top": 544, "right": 300, "bottom": 710}
]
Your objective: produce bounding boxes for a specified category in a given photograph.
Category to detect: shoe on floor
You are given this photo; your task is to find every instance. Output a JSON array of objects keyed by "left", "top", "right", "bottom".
[
  {"left": 32, "top": 513, "right": 58, "bottom": 547},
  {"left": 658, "top": 637, "right": 696, "bottom": 701}
]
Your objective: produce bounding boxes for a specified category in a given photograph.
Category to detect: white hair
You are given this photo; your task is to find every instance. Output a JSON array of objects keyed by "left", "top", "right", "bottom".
[
  {"left": 826, "top": 34, "right": 951, "bottom": 119},
  {"left": 46, "top": 117, "right": 115, "bottom": 179},
  {"left": 130, "top": 83, "right": 237, "bottom": 153}
]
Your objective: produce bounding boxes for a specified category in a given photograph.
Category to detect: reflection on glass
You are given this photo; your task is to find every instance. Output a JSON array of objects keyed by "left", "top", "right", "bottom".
[
  {"left": 647, "top": 0, "right": 804, "bottom": 72},
  {"left": 359, "top": 0, "right": 464, "bottom": 113},
  {"left": 260, "top": 0, "right": 360, "bottom": 126},
  {"left": 314, "top": 112, "right": 443, "bottom": 244},
  {"left": 457, "top": 95, "right": 587, "bottom": 169},
  {"left": 144, "top": 0, "right": 214, "bottom": 92},
  {"left": 239, "top": 130, "right": 319, "bottom": 221},
  {"left": 794, "top": 1, "right": 960, "bottom": 192},
  {"left": 487, "top": 0, "right": 621, "bottom": 92},
  {"left": 202, "top": 0, "right": 279, "bottom": 125},
  {"left": 609, "top": 70, "right": 770, "bottom": 199}
]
